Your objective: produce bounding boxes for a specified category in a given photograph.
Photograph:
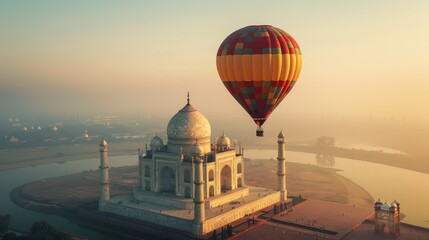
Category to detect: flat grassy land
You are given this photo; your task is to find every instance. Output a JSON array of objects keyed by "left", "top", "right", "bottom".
[
  {"left": 245, "top": 158, "right": 374, "bottom": 208},
  {"left": 2, "top": 139, "right": 428, "bottom": 175},
  {"left": 0, "top": 141, "right": 143, "bottom": 171},
  {"left": 12, "top": 157, "right": 374, "bottom": 217}
]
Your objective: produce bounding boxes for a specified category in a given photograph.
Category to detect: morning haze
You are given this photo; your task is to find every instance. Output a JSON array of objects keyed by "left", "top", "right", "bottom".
[
  {"left": 1, "top": 1, "right": 429, "bottom": 239},
  {"left": 1, "top": 1, "right": 428, "bottom": 159}
]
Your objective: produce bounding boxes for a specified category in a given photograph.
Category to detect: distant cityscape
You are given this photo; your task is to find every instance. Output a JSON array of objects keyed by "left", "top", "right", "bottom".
[{"left": 0, "top": 115, "right": 165, "bottom": 149}]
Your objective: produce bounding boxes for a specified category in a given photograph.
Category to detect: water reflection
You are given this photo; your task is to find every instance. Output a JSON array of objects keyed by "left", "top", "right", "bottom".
[
  {"left": 0, "top": 155, "right": 137, "bottom": 240},
  {"left": 315, "top": 154, "right": 335, "bottom": 167},
  {"left": 244, "top": 149, "right": 429, "bottom": 228}
]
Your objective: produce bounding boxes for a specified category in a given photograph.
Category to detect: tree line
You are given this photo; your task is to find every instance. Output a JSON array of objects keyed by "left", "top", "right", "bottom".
[{"left": 0, "top": 214, "right": 72, "bottom": 240}]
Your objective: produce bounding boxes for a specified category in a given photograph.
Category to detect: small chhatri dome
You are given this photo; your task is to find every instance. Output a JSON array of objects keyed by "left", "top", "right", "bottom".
[
  {"left": 375, "top": 198, "right": 383, "bottom": 204},
  {"left": 191, "top": 141, "right": 205, "bottom": 157},
  {"left": 278, "top": 131, "right": 284, "bottom": 138},
  {"left": 217, "top": 132, "right": 231, "bottom": 148},
  {"left": 381, "top": 202, "right": 391, "bottom": 211},
  {"left": 150, "top": 134, "right": 164, "bottom": 148},
  {"left": 390, "top": 202, "right": 397, "bottom": 208},
  {"left": 100, "top": 138, "right": 108, "bottom": 146}
]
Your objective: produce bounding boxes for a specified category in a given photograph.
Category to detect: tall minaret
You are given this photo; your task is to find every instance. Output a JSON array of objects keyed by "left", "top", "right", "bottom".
[
  {"left": 99, "top": 138, "right": 110, "bottom": 211},
  {"left": 191, "top": 142, "right": 205, "bottom": 235},
  {"left": 277, "top": 131, "right": 287, "bottom": 202}
]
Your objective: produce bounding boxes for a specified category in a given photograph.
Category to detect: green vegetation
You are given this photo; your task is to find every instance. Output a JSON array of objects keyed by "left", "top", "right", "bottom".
[
  {"left": 315, "top": 136, "right": 336, "bottom": 148},
  {"left": 0, "top": 216, "right": 72, "bottom": 240},
  {"left": 0, "top": 215, "right": 11, "bottom": 238},
  {"left": 29, "top": 221, "right": 72, "bottom": 240}
]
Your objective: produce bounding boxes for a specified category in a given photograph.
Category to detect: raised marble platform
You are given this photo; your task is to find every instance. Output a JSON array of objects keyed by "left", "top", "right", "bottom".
[
  {"left": 133, "top": 186, "right": 250, "bottom": 210},
  {"left": 133, "top": 188, "right": 193, "bottom": 209},
  {"left": 205, "top": 187, "right": 249, "bottom": 209},
  {"left": 101, "top": 186, "right": 280, "bottom": 236}
]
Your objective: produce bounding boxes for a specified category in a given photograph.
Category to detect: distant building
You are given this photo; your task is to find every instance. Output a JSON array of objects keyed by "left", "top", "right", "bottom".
[
  {"left": 9, "top": 136, "right": 19, "bottom": 143},
  {"left": 374, "top": 198, "right": 400, "bottom": 235},
  {"left": 98, "top": 96, "right": 289, "bottom": 237}
]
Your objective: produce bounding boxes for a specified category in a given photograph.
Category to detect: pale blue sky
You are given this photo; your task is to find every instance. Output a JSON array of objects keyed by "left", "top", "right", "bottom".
[{"left": 1, "top": 0, "right": 428, "bottom": 129}]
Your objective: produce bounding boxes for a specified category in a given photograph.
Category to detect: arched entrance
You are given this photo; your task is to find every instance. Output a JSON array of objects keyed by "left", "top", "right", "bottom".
[
  {"left": 209, "top": 170, "right": 214, "bottom": 181},
  {"left": 160, "top": 167, "right": 175, "bottom": 193},
  {"left": 237, "top": 163, "right": 242, "bottom": 173},
  {"left": 185, "top": 186, "right": 191, "bottom": 198},
  {"left": 145, "top": 180, "right": 151, "bottom": 191},
  {"left": 184, "top": 170, "right": 191, "bottom": 183},
  {"left": 209, "top": 185, "right": 215, "bottom": 196},
  {"left": 221, "top": 165, "right": 232, "bottom": 192}
]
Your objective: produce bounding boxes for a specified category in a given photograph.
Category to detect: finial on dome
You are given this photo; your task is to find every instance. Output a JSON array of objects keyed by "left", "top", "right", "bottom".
[{"left": 187, "top": 92, "right": 190, "bottom": 105}]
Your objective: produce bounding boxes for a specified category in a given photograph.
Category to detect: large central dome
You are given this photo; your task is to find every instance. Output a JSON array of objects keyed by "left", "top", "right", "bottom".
[
  {"left": 167, "top": 104, "right": 211, "bottom": 139},
  {"left": 167, "top": 101, "right": 211, "bottom": 156}
]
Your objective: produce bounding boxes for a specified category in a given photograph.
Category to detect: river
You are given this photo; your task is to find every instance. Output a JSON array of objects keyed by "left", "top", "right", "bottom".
[
  {"left": 246, "top": 149, "right": 429, "bottom": 228},
  {"left": 0, "top": 150, "right": 428, "bottom": 240},
  {"left": 0, "top": 155, "right": 137, "bottom": 240}
]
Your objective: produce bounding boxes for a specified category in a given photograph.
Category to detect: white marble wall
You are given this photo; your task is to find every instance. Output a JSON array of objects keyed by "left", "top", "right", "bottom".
[{"left": 103, "top": 201, "right": 194, "bottom": 233}]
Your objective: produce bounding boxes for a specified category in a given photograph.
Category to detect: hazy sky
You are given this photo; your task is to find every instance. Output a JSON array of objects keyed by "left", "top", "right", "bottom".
[{"left": 1, "top": 1, "right": 428, "bottom": 133}]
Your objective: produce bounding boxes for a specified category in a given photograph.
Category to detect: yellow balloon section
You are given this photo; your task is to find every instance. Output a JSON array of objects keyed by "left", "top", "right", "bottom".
[{"left": 216, "top": 25, "right": 302, "bottom": 126}]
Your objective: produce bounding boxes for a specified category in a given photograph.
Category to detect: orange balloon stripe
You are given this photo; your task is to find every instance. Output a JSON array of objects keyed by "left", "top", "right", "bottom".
[
  {"left": 289, "top": 47, "right": 301, "bottom": 80},
  {"left": 226, "top": 55, "right": 235, "bottom": 81},
  {"left": 271, "top": 53, "right": 281, "bottom": 81},
  {"left": 241, "top": 55, "right": 253, "bottom": 81},
  {"left": 216, "top": 25, "right": 302, "bottom": 127},
  {"left": 251, "top": 55, "right": 262, "bottom": 81},
  {"left": 217, "top": 56, "right": 228, "bottom": 81},
  {"left": 217, "top": 54, "right": 300, "bottom": 82},
  {"left": 216, "top": 57, "right": 225, "bottom": 80},
  {"left": 233, "top": 55, "right": 244, "bottom": 81}
]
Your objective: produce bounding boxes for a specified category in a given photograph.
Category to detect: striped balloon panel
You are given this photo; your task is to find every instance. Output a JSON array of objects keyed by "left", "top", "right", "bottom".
[
  {"left": 222, "top": 80, "right": 296, "bottom": 126},
  {"left": 216, "top": 25, "right": 302, "bottom": 126}
]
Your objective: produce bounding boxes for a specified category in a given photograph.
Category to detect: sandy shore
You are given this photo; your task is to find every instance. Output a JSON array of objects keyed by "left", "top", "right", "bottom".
[
  {"left": 286, "top": 145, "right": 429, "bottom": 175},
  {"left": 10, "top": 159, "right": 374, "bottom": 219},
  {"left": 245, "top": 159, "right": 373, "bottom": 207},
  {"left": 1, "top": 141, "right": 428, "bottom": 175},
  {"left": 0, "top": 141, "right": 142, "bottom": 171}
]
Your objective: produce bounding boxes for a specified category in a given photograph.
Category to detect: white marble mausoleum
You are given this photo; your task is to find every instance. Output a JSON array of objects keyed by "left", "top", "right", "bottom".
[{"left": 98, "top": 96, "right": 288, "bottom": 237}]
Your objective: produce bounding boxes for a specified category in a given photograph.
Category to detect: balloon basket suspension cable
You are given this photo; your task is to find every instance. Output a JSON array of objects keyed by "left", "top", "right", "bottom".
[{"left": 256, "top": 126, "right": 264, "bottom": 137}]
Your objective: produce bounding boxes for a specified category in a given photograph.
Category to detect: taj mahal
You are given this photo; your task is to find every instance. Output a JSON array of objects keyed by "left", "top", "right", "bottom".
[{"left": 97, "top": 95, "right": 288, "bottom": 237}]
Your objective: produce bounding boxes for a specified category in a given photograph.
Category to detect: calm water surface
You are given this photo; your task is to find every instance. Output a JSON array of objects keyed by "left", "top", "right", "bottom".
[
  {"left": 246, "top": 149, "right": 429, "bottom": 228},
  {"left": 1, "top": 150, "right": 428, "bottom": 240},
  {"left": 0, "top": 155, "right": 137, "bottom": 240}
]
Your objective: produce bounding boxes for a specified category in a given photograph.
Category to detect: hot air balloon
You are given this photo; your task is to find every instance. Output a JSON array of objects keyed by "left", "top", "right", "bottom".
[{"left": 216, "top": 25, "right": 302, "bottom": 137}]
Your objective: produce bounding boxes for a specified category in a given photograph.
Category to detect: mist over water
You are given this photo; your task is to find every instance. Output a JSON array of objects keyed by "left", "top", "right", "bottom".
[{"left": 1, "top": 2, "right": 429, "bottom": 237}]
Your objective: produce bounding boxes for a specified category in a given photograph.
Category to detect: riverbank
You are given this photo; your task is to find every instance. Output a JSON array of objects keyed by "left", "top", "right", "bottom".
[
  {"left": 1, "top": 141, "right": 428, "bottom": 175},
  {"left": 0, "top": 141, "right": 141, "bottom": 171},
  {"left": 286, "top": 144, "right": 429, "bottom": 175},
  {"left": 10, "top": 159, "right": 374, "bottom": 220},
  {"left": 10, "top": 166, "right": 137, "bottom": 213},
  {"left": 245, "top": 159, "right": 374, "bottom": 207}
]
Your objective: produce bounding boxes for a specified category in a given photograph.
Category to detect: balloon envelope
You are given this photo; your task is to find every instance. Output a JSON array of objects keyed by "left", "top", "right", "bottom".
[{"left": 216, "top": 25, "right": 302, "bottom": 126}]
